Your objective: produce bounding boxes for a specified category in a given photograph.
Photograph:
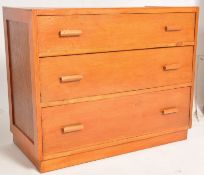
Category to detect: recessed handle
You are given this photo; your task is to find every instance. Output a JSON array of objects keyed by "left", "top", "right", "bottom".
[
  {"left": 165, "top": 26, "right": 182, "bottom": 32},
  {"left": 59, "top": 29, "right": 82, "bottom": 37},
  {"left": 60, "top": 75, "right": 83, "bottom": 83},
  {"left": 162, "top": 107, "right": 178, "bottom": 115},
  {"left": 163, "top": 64, "right": 180, "bottom": 71},
  {"left": 62, "top": 123, "right": 84, "bottom": 134}
]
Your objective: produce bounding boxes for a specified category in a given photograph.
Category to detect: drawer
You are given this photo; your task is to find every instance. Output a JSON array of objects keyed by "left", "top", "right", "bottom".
[
  {"left": 42, "top": 87, "right": 190, "bottom": 157},
  {"left": 37, "top": 13, "right": 195, "bottom": 57},
  {"left": 40, "top": 47, "right": 193, "bottom": 102}
]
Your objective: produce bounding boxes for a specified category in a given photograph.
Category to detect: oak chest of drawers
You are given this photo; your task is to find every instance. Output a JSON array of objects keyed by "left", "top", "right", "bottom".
[{"left": 3, "top": 7, "right": 199, "bottom": 172}]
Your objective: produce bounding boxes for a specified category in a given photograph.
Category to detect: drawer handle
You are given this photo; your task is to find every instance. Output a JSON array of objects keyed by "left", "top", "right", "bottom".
[
  {"left": 162, "top": 108, "right": 178, "bottom": 115},
  {"left": 59, "top": 29, "right": 82, "bottom": 37},
  {"left": 60, "top": 75, "right": 83, "bottom": 83},
  {"left": 62, "top": 123, "right": 84, "bottom": 134},
  {"left": 165, "top": 26, "right": 182, "bottom": 32},
  {"left": 163, "top": 64, "right": 180, "bottom": 71}
]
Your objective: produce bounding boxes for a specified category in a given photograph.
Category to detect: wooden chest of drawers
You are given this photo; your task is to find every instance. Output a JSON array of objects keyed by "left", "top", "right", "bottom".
[{"left": 3, "top": 7, "right": 199, "bottom": 172}]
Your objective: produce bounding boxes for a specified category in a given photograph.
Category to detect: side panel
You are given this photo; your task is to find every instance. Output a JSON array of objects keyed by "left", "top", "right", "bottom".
[
  {"left": 3, "top": 7, "right": 42, "bottom": 164},
  {"left": 6, "top": 20, "right": 34, "bottom": 141}
]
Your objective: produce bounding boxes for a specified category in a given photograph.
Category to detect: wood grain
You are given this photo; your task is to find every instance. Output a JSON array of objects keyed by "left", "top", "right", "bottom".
[
  {"left": 40, "top": 46, "right": 193, "bottom": 102},
  {"left": 3, "top": 7, "right": 43, "bottom": 164},
  {"left": 40, "top": 130, "right": 187, "bottom": 172},
  {"left": 37, "top": 13, "right": 195, "bottom": 57},
  {"left": 12, "top": 125, "right": 39, "bottom": 168},
  {"left": 42, "top": 87, "right": 190, "bottom": 157},
  {"left": 33, "top": 7, "right": 199, "bottom": 16},
  {"left": 6, "top": 20, "right": 34, "bottom": 141},
  {"left": 43, "top": 126, "right": 188, "bottom": 160},
  {"left": 41, "top": 83, "right": 192, "bottom": 107}
]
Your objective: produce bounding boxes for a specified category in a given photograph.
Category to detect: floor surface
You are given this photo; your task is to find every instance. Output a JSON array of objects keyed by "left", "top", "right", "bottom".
[{"left": 0, "top": 113, "right": 204, "bottom": 175}]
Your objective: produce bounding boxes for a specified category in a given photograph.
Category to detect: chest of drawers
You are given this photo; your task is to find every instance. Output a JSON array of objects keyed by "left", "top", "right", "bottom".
[{"left": 3, "top": 7, "right": 199, "bottom": 172}]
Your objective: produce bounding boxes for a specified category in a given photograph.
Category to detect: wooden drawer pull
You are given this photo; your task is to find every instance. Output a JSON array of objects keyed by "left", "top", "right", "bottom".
[
  {"left": 63, "top": 123, "right": 84, "bottom": 134},
  {"left": 59, "top": 29, "right": 82, "bottom": 37},
  {"left": 162, "top": 108, "right": 178, "bottom": 115},
  {"left": 163, "top": 64, "right": 180, "bottom": 71},
  {"left": 165, "top": 26, "right": 182, "bottom": 32},
  {"left": 60, "top": 75, "right": 83, "bottom": 83}
]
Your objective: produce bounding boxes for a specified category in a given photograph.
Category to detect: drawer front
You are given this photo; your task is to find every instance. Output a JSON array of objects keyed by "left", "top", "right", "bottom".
[
  {"left": 40, "top": 47, "right": 193, "bottom": 102},
  {"left": 37, "top": 13, "right": 195, "bottom": 57},
  {"left": 42, "top": 87, "right": 190, "bottom": 157}
]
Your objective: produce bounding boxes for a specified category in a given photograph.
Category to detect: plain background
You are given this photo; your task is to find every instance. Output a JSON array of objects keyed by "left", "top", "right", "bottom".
[{"left": 0, "top": 0, "right": 204, "bottom": 174}]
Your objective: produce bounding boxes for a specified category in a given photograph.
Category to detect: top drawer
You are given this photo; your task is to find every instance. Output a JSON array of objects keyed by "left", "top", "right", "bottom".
[{"left": 37, "top": 13, "right": 195, "bottom": 57}]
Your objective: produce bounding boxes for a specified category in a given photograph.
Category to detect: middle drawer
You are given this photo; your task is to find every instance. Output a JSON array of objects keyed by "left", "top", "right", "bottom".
[{"left": 40, "top": 46, "right": 193, "bottom": 102}]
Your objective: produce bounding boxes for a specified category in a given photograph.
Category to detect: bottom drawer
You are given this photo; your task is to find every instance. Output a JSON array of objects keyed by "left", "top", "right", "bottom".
[{"left": 42, "top": 87, "right": 190, "bottom": 158}]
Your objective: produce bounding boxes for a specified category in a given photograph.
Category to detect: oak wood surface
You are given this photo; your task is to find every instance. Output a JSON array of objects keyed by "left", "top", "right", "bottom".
[
  {"left": 12, "top": 125, "right": 39, "bottom": 168},
  {"left": 40, "top": 130, "right": 187, "bottom": 172},
  {"left": 3, "top": 7, "right": 199, "bottom": 17},
  {"left": 37, "top": 13, "right": 195, "bottom": 57},
  {"left": 42, "top": 87, "right": 190, "bottom": 157},
  {"left": 41, "top": 83, "right": 192, "bottom": 108},
  {"left": 43, "top": 126, "right": 188, "bottom": 160},
  {"left": 3, "top": 7, "right": 43, "bottom": 163},
  {"left": 33, "top": 7, "right": 199, "bottom": 15},
  {"left": 6, "top": 20, "right": 34, "bottom": 141},
  {"left": 40, "top": 46, "right": 193, "bottom": 102}
]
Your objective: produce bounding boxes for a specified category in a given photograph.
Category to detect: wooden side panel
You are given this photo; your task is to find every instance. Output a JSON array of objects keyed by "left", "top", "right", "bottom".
[{"left": 6, "top": 20, "right": 34, "bottom": 141}]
